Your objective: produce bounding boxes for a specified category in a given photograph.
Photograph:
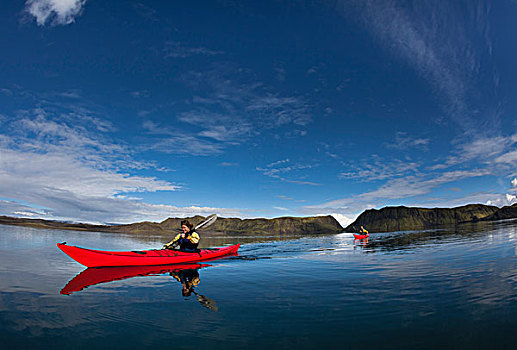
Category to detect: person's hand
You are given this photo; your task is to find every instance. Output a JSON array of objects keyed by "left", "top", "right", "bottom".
[{"left": 181, "top": 233, "right": 186, "bottom": 238}]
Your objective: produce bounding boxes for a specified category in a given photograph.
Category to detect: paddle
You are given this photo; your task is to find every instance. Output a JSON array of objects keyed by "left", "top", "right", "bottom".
[
  {"left": 163, "top": 214, "right": 218, "bottom": 249},
  {"left": 192, "top": 290, "right": 218, "bottom": 312},
  {"left": 194, "top": 214, "right": 218, "bottom": 230}
]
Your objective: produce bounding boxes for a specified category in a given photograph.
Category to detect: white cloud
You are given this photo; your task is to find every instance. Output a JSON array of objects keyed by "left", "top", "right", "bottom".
[
  {"left": 330, "top": 213, "right": 354, "bottom": 228},
  {"left": 0, "top": 109, "right": 244, "bottom": 223},
  {"left": 25, "top": 0, "right": 86, "bottom": 26},
  {"left": 512, "top": 178, "right": 517, "bottom": 189},
  {"left": 0, "top": 147, "right": 178, "bottom": 196},
  {"left": 0, "top": 196, "right": 242, "bottom": 225},
  {"left": 486, "top": 193, "right": 517, "bottom": 207}
]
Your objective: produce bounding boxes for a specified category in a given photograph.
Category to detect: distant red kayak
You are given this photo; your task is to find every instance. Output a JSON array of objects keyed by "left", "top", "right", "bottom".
[
  {"left": 57, "top": 242, "right": 240, "bottom": 267},
  {"left": 60, "top": 263, "right": 209, "bottom": 295},
  {"left": 353, "top": 233, "right": 370, "bottom": 239}
]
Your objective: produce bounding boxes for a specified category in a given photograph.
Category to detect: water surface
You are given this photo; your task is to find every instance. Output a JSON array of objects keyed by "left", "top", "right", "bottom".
[{"left": 1, "top": 221, "right": 516, "bottom": 349}]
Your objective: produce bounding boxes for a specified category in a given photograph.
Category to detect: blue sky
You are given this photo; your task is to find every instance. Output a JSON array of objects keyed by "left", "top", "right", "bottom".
[{"left": 1, "top": 0, "right": 517, "bottom": 226}]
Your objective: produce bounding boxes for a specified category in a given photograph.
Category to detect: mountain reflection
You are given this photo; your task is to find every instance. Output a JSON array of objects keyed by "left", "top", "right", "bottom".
[{"left": 61, "top": 263, "right": 218, "bottom": 311}]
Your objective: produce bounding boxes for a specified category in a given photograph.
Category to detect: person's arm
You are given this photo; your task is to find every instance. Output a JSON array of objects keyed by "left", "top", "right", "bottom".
[{"left": 163, "top": 233, "right": 182, "bottom": 249}]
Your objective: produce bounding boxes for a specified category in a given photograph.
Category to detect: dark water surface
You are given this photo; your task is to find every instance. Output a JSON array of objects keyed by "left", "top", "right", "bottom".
[{"left": 1, "top": 221, "right": 516, "bottom": 349}]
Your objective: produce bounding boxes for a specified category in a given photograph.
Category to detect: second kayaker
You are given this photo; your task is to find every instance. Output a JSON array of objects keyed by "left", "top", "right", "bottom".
[{"left": 163, "top": 220, "right": 200, "bottom": 251}]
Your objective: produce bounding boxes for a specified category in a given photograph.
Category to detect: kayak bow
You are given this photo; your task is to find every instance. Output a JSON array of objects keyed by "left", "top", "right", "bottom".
[
  {"left": 57, "top": 242, "right": 240, "bottom": 267},
  {"left": 353, "top": 233, "right": 370, "bottom": 240}
]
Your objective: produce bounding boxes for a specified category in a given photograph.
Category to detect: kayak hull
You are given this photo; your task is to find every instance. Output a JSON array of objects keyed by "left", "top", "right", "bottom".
[
  {"left": 57, "top": 242, "right": 240, "bottom": 267},
  {"left": 353, "top": 233, "right": 370, "bottom": 239}
]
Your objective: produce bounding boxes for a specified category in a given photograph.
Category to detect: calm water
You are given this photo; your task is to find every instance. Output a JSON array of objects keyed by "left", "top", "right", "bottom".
[{"left": 1, "top": 221, "right": 516, "bottom": 349}]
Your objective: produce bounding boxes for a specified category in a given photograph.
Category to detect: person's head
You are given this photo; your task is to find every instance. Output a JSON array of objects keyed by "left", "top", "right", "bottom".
[{"left": 181, "top": 220, "right": 193, "bottom": 233}]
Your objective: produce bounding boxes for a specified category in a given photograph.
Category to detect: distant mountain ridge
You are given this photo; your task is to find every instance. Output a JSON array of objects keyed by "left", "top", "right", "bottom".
[
  {"left": 0, "top": 215, "right": 344, "bottom": 235},
  {"left": 345, "top": 203, "right": 517, "bottom": 233},
  {"left": 3, "top": 203, "right": 517, "bottom": 236}
]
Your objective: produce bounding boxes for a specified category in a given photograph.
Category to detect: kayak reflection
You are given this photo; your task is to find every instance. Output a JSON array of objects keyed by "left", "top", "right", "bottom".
[
  {"left": 354, "top": 235, "right": 369, "bottom": 247},
  {"left": 60, "top": 263, "right": 210, "bottom": 295},
  {"left": 61, "top": 263, "right": 219, "bottom": 311}
]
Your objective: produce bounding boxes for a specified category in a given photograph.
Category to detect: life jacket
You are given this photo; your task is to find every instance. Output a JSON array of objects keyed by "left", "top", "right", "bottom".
[{"left": 179, "top": 230, "right": 199, "bottom": 250}]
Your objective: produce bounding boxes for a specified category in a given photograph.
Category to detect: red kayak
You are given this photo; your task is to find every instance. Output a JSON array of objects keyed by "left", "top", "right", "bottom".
[
  {"left": 353, "top": 233, "right": 370, "bottom": 239},
  {"left": 57, "top": 242, "right": 240, "bottom": 267},
  {"left": 60, "top": 263, "right": 210, "bottom": 295}
]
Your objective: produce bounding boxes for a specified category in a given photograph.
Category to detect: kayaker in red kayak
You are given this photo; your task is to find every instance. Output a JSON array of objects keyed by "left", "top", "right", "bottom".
[
  {"left": 359, "top": 226, "right": 368, "bottom": 235},
  {"left": 163, "top": 220, "right": 200, "bottom": 251}
]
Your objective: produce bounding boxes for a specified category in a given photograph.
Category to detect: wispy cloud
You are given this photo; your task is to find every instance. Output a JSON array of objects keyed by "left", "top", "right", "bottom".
[
  {"left": 164, "top": 41, "right": 224, "bottom": 59},
  {"left": 340, "top": 156, "right": 421, "bottom": 182},
  {"left": 277, "top": 195, "right": 294, "bottom": 200},
  {"left": 494, "top": 150, "right": 517, "bottom": 165},
  {"left": 434, "top": 133, "right": 517, "bottom": 169},
  {"left": 24, "top": 0, "right": 86, "bottom": 26},
  {"left": 321, "top": 128, "right": 517, "bottom": 221},
  {"left": 358, "top": 169, "right": 491, "bottom": 201},
  {"left": 338, "top": 0, "right": 498, "bottom": 134},
  {"left": 302, "top": 168, "right": 492, "bottom": 222},
  {"left": 385, "top": 132, "right": 430, "bottom": 151},
  {"left": 142, "top": 120, "right": 225, "bottom": 156},
  {"left": 145, "top": 64, "right": 312, "bottom": 156},
  {"left": 179, "top": 110, "right": 252, "bottom": 142},
  {"left": 257, "top": 159, "right": 321, "bottom": 186},
  {"left": 183, "top": 64, "right": 311, "bottom": 128},
  {"left": 273, "top": 206, "right": 289, "bottom": 211}
]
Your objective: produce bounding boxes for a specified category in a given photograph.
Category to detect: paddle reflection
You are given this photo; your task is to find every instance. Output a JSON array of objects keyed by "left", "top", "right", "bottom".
[{"left": 60, "top": 263, "right": 218, "bottom": 311}]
